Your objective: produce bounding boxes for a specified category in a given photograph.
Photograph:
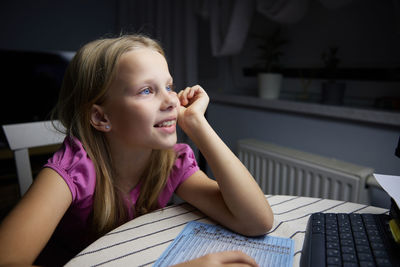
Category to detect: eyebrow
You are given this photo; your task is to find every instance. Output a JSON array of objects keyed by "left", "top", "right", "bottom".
[
  {"left": 139, "top": 76, "right": 173, "bottom": 85},
  {"left": 124, "top": 76, "right": 174, "bottom": 92}
]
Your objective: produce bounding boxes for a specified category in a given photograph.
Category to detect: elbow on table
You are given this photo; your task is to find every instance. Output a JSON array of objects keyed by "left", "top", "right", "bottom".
[{"left": 238, "top": 213, "right": 274, "bottom": 237}]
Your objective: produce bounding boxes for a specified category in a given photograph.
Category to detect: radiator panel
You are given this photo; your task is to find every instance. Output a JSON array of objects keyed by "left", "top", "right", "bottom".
[{"left": 238, "top": 139, "right": 374, "bottom": 204}]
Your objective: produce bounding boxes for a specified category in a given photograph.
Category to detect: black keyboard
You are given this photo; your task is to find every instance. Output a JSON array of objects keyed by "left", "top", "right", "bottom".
[{"left": 300, "top": 213, "right": 400, "bottom": 267}]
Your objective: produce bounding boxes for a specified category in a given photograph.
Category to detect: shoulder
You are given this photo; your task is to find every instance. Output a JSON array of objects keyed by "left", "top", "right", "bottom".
[
  {"left": 157, "top": 144, "right": 200, "bottom": 207},
  {"left": 170, "top": 143, "right": 199, "bottom": 181},
  {"left": 44, "top": 136, "right": 96, "bottom": 202},
  {"left": 173, "top": 143, "right": 197, "bottom": 163}
]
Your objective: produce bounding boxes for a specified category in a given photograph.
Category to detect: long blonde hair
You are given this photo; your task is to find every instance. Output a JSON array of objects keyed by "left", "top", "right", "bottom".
[{"left": 54, "top": 35, "right": 176, "bottom": 237}]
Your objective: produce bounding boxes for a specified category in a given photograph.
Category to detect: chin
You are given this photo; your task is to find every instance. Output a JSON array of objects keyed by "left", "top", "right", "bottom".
[{"left": 155, "top": 138, "right": 177, "bottom": 150}]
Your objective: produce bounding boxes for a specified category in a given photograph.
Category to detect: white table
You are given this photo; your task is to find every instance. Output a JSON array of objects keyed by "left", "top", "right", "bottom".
[{"left": 66, "top": 195, "right": 388, "bottom": 267}]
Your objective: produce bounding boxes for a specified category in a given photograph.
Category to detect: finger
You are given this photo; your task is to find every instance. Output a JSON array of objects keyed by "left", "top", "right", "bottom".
[
  {"left": 189, "top": 85, "right": 203, "bottom": 97},
  {"left": 179, "top": 85, "right": 208, "bottom": 108},
  {"left": 186, "top": 86, "right": 205, "bottom": 103},
  {"left": 178, "top": 87, "right": 191, "bottom": 106},
  {"left": 178, "top": 94, "right": 186, "bottom": 106},
  {"left": 177, "top": 91, "right": 185, "bottom": 105},
  {"left": 180, "top": 87, "right": 197, "bottom": 106},
  {"left": 187, "top": 87, "right": 196, "bottom": 99}
]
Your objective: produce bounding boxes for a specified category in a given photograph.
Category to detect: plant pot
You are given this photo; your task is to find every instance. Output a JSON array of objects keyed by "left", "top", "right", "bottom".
[
  {"left": 258, "top": 73, "right": 282, "bottom": 99},
  {"left": 321, "top": 81, "right": 346, "bottom": 105}
]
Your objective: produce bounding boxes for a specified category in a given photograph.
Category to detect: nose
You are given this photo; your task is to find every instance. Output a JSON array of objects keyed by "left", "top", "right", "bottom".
[{"left": 160, "top": 90, "right": 179, "bottom": 111}]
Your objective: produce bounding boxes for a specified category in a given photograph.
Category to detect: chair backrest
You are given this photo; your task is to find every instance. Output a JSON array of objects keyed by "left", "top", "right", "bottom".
[{"left": 2, "top": 120, "right": 65, "bottom": 196}]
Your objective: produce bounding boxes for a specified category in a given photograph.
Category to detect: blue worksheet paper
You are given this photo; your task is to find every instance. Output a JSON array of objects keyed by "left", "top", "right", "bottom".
[{"left": 153, "top": 221, "right": 294, "bottom": 267}]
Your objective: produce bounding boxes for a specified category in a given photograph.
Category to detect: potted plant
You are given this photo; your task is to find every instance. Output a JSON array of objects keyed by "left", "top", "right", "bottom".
[
  {"left": 320, "top": 46, "right": 346, "bottom": 105},
  {"left": 254, "top": 28, "right": 288, "bottom": 99}
]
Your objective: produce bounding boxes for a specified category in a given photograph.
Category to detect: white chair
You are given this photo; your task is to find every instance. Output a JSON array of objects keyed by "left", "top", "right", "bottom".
[{"left": 2, "top": 120, "right": 65, "bottom": 196}]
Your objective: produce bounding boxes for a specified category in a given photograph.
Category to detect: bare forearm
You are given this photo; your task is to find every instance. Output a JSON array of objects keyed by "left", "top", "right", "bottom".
[
  {"left": 183, "top": 115, "right": 273, "bottom": 234},
  {"left": 177, "top": 86, "right": 273, "bottom": 235}
]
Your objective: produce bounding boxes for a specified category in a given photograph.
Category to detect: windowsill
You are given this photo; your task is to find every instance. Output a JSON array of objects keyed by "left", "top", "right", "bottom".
[{"left": 209, "top": 92, "right": 400, "bottom": 127}]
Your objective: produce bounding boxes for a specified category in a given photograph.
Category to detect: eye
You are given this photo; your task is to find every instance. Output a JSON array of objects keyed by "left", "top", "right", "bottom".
[
  {"left": 166, "top": 84, "right": 175, "bottom": 92},
  {"left": 139, "top": 88, "right": 151, "bottom": 95}
]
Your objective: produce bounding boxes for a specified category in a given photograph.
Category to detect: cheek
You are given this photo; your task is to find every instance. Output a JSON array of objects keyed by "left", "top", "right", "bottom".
[
  {"left": 106, "top": 96, "right": 159, "bottom": 133},
  {"left": 107, "top": 102, "right": 138, "bottom": 129},
  {"left": 120, "top": 104, "right": 154, "bottom": 130},
  {"left": 110, "top": 108, "right": 153, "bottom": 145}
]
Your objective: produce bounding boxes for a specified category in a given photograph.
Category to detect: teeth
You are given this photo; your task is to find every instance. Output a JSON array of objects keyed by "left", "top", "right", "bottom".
[{"left": 156, "top": 120, "right": 176, "bottom": 127}]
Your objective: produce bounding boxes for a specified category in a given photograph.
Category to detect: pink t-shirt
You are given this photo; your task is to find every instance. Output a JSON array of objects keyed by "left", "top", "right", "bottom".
[{"left": 36, "top": 136, "right": 199, "bottom": 266}]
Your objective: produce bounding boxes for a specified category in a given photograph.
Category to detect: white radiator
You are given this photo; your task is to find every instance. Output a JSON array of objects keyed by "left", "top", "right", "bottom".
[{"left": 238, "top": 139, "right": 375, "bottom": 204}]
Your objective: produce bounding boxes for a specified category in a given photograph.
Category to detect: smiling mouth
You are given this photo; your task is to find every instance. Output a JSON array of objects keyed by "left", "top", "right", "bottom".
[{"left": 154, "top": 119, "right": 176, "bottom": 128}]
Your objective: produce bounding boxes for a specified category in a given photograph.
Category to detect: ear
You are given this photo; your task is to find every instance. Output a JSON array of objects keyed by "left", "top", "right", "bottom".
[{"left": 90, "top": 104, "right": 111, "bottom": 132}]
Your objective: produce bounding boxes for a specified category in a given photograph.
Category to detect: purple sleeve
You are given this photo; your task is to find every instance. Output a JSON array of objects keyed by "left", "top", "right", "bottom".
[
  {"left": 44, "top": 136, "right": 96, "bottom": 204},
  {"left": 158, "top": 143, "right": 200, "bottom": 207}
]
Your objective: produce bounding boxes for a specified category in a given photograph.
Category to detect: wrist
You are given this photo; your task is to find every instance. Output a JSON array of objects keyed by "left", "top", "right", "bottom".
[{"left": 179, "top": 112, "right": 208, "bottom": 137}]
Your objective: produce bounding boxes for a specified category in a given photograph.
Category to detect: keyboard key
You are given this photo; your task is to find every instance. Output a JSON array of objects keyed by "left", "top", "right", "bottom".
[
  {"left": 326, "top": 213, "right": 337, "bottom": 220},
  {"left": 313, "top": 213, "right": 324, "bottom": 220},
  {"left": 327, "top": 248, "right": 340, "bottom": 257},
  {"left": 360, "top": 261, "right": 376, "bottom": 267},
  {"left": 341, "top": 239, "right": 354, "bottom": 246},
  {"left": 351, "top": 221, "right": 364, "bottom": 228},
  {"left": 326, "top": 224, "right": 338, "bottom": 231},
  {"left": 358, "top": 252, "right": 373, "bottom": 261},
  {"left": 313, "top": 219, "right": 324, "bottom": 225},
  {"left": 327, "top": 229, "right": 338, "bottom": 236},
  {"left": 312, "top": 225, "right": 324, "bottom": 234},
  {"left": 355, "top": 238, "right": 368, "bottom": 246},
  {"left": 356, "top": 245, "right": 370, "bottom": 253},
  {"left": 362, "top": 214, "right": 375, "bottom": 221},
  {"left": 375, "top": 258, "right": 391, "bottom": 267},
  {"left": 367, "top": 229, "right": 380, "bottom": 237},
  {"left": 340, "top": 226, "right": 351, "bottom": 233},
  {"left": 327, "top": 257, "right": 341, "bottom": 265},
  {"left": 339, "top": 221, "right": 351, "bottom": 227},
  {"left": 327, "top": 235, "right": 339, "bottom": 242},
  {"left": 338, "top": 215, "right": 350, "bottom": 222},
  {"left": 370, "top": 242, "right": 385, "bottom": 250},
  {"left": 340, "top": 233, "right": 352, "bottom": 240},
  {"left": 352, "top": 225, "right": 365, "bottom": 232},
  {"left": 365, "top": 223, "right": 377, "bottom": 230},
  {"left": 342, "top": 253, "right": 357, "bottom": 262},
  {"left": 353, "top": 231, "right": 367, "bottom": 239},
  {"left": 341, "top": 246, "right": 355, "bottom": 254},
  {"left": 373, "top": 249, "right": 388, "bottom": 258},
  {"left": 350, "top": 214, "right": 362, "bottom": 220},
  {"left": 343, "top": 263, "right": 358, "bottom": 267},
  {"left": 369, "top": 235, "right": 382, "bottom": 243},
  {"left": 327, "top": 242, "right": 339, "bottom": 249}
]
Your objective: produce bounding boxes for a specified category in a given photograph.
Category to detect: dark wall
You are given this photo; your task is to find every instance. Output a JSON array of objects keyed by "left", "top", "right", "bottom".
[
  {"left": 0, "top": 0, "right": 117, "bottom": 51},
  {"left": 0, "top": 0, "right": 118, "bottom": 128},
  {"left": 0, "top": 0, "right": 119, "bottom": 147}
]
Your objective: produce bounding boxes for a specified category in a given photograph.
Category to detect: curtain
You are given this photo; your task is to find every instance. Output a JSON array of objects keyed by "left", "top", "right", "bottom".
[
  {"left": 256, "top": 0, "right": 310, "bottom": 24},
  {"left": 117, "top": 0, "right": 199, "bottom": 91},
  {"left": 209, "top": 0, "right": 255, "bottom": 56}
]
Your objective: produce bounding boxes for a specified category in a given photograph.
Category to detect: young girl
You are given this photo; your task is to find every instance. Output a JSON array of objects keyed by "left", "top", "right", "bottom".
[{"left": 0, "top": 35, "right": 273, "bottom": 266}]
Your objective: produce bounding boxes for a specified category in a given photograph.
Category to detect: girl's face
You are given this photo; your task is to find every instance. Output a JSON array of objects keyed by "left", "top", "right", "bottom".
[{"left": 102, "top": 48, "right": 179, "bottom": 151}]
